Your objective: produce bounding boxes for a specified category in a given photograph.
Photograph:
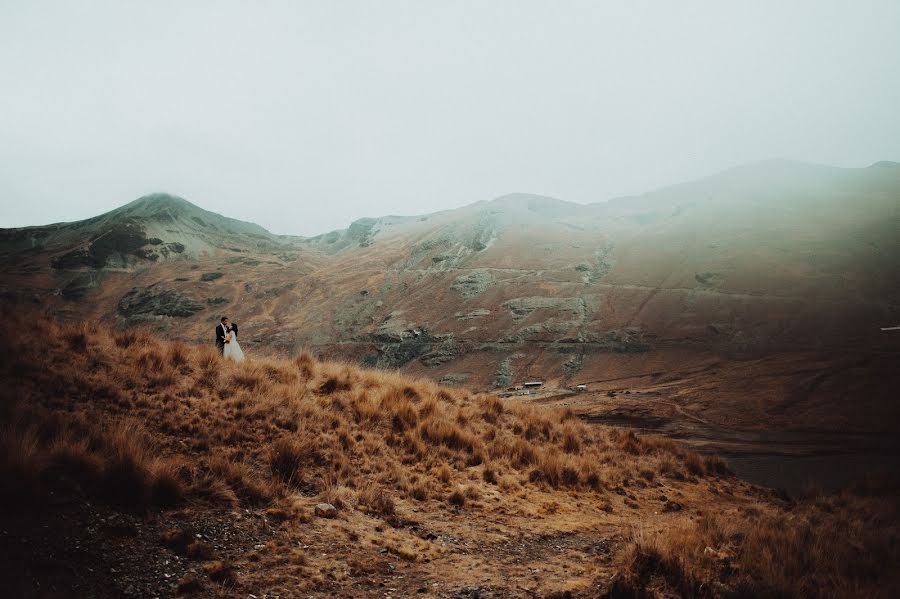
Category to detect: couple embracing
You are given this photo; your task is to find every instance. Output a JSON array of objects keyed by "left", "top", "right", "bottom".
[{"left": 215, "top": 316, "right": 245, "bottom": 363}]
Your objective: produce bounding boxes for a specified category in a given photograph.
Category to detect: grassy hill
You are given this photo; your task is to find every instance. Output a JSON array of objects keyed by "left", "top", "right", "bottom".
[
  {"left": 1, "top": 312, "right": 897, "bottom": 597},
  {"left": 1, "top": 160, "right": 898, "bottom": 440}
]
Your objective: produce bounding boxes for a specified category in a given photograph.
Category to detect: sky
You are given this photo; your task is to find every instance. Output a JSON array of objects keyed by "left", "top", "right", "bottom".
[{"left": 1, "top": 1, "right": 899, "bottom": 236}]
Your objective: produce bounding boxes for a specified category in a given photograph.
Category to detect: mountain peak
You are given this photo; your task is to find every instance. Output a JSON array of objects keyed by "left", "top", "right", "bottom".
[
  {"left": 483, "top": 193, "right": 580, "bottom": 217},
  {"left": 492, "top": 192, "right": 561, "bottom": 203},
  {"left": 117, "top": 193, "right": 199, "bottom": 218},
  {"left": 107, "top": 194, "right": 274, "bottom": 238}
]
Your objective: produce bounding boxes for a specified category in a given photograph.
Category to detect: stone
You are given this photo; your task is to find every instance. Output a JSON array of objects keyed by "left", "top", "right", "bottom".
[
  {"left": 314, "top": 503, "right": 337, "bottom": 518},
  {"left": 450, "top": 270, "right": 494, "bottom": 298},
  {"left": 663, "top": 501, "right": 683, "bottom": 512},
  {"left": 61, "top": 273, "right": 101, "bottom": 300},
  {"left": 117, "top": 286, "right": 203, "bottom": 318},
  {"left": 501, "top": 296, "right": 586, "bottom": 320},
  {"left": 455, "top": 309, "right": 491, "bottom": 320}
]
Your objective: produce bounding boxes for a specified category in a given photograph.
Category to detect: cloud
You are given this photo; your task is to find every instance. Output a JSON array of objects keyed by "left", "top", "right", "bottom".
[{"left": 1, "top": 0, "right": 899, "bottom": 235}]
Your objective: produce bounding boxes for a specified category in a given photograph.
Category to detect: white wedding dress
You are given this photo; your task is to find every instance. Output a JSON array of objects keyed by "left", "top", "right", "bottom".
[{"left": 224, "top": 330, "right": 245, "bottom": 363}]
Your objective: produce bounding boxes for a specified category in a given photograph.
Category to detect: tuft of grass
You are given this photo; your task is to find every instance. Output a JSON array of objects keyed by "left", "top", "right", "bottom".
[
  {"left": 418, "top": 419, "right": 476, "bottom": 452},
  {"left": 203, "top": 560, "right": 237, "bottom": 585},
  {"left": 294, "top": 351, "right": 316, "bottom": 379},
  {"left": 268, "top": 433, "right": 324, "bottom": 493},
  {"left": 0, "top": 425, "right": 45, "bottom": 508},
  {"left": 206, "top": 456, "right": 273, "bottom": 506},
  {"left": 186, "top": 540, "right": 215, "bottom": 561},
  {"left": 161, "top": 528, "right": 195, "bottom": 554},
  {"left": 448, "top": 486, "right": 466, "bottom": 507},
  {"left": 703, "top": 455, "right": 733, "bottom": 477},
  {"left": 358, "top": 485, "right": 396, "bottom": 516}
]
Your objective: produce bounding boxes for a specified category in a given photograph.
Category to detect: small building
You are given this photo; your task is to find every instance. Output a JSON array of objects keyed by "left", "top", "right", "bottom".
[{"left": 523, "top": 381, "right": 544, "bottom": 389}]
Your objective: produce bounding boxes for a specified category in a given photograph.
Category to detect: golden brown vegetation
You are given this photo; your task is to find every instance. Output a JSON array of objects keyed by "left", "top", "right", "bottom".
[
  {"left": 1, "top": 312, "right": 725, "bottom": 516},
  {"left": 612, "top": 490, "right": 900, "bottom": 598},
  {"left": 2, "top": 311, "right": 898, "bottom": 598}
]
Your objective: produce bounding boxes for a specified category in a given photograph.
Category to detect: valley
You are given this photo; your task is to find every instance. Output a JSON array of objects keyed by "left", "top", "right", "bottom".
[
  {"left": 2, "top": 159, "right": 899, "bottom": 493},
  {"left": 5, "top": 3, "right": 899, "bottom": 595},
  {"left": 2, "top": 159, "right": 900, "bottom": 597}
]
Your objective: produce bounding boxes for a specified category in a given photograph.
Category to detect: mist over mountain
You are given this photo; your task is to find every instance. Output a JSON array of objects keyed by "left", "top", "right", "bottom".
[
  {"left": 2, "top": 159, "right": 899, "bottom": 597},
  {"left": 2, "top": 160, "right": 898, "bottom": 440},
  {"left": 5, "top": 2, "right": 900, "bottom": 595}
]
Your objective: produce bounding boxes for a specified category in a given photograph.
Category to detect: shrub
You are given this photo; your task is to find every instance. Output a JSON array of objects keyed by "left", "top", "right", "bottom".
[
  {"left": 294, "top": 351, "right": 316, "bottom": 379},
  {"left": 203, "top": 560, "right": 236, "bottom": 584},
  {"left": 269, "top": 437, "right": 307, "bottom": 484},
  {"left": 269, "top": 434, "right": 324, "bottom": 492},
  {"left": 114, "top": 329, "right": 141, "bottom": 348},
  {"left": 448, "top": 487, "right": 466, "bottom": 507},
  {"left": 561, "top": 428, "right": 581, "bottom": 454},
  {"left": 379, "top": 388, "right": 418, "bottom": 432},
  {"left": 359, "top": 486, "right": 395, "bottom": 516},
  {"left": 482, "top": 468, "right": 498, "bottom": 485},
  {"left": 150, "top": 460, "right": 185, "bottom": 507},
  {"left": 64, "top": 329, "right": 89, "bottom": 352},
  {"left": 683, "top": 451, "right": 706, "bottom": 476},
  {"left": 704, "top": 455, "right": 733, "bottom": 477},
  {"left": 319, "top": 376, "right": 351, "bottom": 395},
  {"left": 435, "top": 463, "right": 453, "bottom": 484},
  {"left": 207, "top": 456, "right": 273, "bottom": 506},
  {"left": 0, "top": 426, "right": 44, "bottom": 508},
  {"left": 167, "top": 342, "right": 190, "bottom": 368},
  {"left": 418, "top": 419, "right": 475, "bottom": 453}
]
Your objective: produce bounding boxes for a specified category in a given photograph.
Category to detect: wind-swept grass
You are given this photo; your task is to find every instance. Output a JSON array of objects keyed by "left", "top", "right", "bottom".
[{"left": 3, "top": 309, "right": 896, "bottom": 597}]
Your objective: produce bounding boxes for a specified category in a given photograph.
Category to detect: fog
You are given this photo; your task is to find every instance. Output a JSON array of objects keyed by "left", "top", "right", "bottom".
[{"left": 1, "top": 1, "right": 899, "bottom": 236}]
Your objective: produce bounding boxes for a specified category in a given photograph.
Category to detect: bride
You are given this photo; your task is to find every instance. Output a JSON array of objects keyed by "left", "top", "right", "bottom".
[{"left": 223, "top": 322, "right": 245, "bottom": 363}]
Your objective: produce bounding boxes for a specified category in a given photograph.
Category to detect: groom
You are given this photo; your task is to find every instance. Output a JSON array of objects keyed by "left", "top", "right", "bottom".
[{"left": 215, "top": 316, "right": 230, "bottom": 355}]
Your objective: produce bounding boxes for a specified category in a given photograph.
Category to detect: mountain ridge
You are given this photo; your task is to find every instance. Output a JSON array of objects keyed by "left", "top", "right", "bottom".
[
  {"left": 5, "top": 158, "right": 897, "bottom": 242},
  {"left": 1, "top": 159, "right": 898, "bottom": 438}
]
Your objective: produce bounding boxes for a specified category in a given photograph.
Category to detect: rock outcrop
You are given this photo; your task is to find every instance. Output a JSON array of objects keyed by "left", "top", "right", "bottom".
[
  {"left": 451, "top": 270, "right": 494, "bottom": 298},
  {"left": 117, "top": 286, "right": 204, "bottom": 319}
]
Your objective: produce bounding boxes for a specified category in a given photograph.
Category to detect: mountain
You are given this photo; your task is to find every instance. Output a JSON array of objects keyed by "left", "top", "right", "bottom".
[
  {"left": 0, "top": 192, "right": 301, "bottom": 301},
  {"left": 1, "top": 160, "right": 899, "bottom": 437},
  {"left": 0, "top": 192, "right": 292, "bottom": 267}
]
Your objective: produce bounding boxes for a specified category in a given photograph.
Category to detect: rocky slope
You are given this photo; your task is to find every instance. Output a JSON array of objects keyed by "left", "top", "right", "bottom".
[{"left": 1, "top": 160, "right": 899, "bottom": 434}]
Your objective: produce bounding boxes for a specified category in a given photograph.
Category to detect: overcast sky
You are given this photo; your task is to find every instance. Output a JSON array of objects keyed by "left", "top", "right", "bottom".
[{"left": 1, "top": 1, "right": 899, "bottom": 236}]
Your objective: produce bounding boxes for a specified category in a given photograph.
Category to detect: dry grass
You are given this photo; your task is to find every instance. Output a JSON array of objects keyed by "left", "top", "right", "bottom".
[
  {"left": 612, "top": 491, "right": 900, "bottom": 598},
  {"left": 3, "top": 311, "right": 728, "bottom": 515},
  {"left": 0, "top": 408, "right": 184, "bottom": 511},
  {"left": 2, "top": 311, "right": 897, "bottom": 597}
]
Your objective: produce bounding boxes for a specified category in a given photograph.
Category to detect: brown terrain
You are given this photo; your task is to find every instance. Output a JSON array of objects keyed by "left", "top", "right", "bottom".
[
  {"left": 2, "top": 159, "right": 900, "bottom": 596},
  {"left": 2, "top": 313, "right": 898, "bottom": 598},
  {"left": 2, "top": 160, "right": 899, "bottom": 478}
]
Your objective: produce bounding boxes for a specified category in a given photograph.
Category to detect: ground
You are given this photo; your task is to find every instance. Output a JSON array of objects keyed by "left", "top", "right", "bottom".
[{"left": 2, "top": 314, "right": 897, "bottom": 598}]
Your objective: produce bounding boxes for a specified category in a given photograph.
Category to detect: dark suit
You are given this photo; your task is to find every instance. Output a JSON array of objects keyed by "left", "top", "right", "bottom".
[{"left": 215, "top": 324, "right": 229, "bottom": 354}]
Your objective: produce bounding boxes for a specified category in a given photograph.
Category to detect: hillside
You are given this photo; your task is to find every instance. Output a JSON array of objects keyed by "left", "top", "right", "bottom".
[
  {"left": 0, "top": 192, "right": 301, "bottom": 302},
  {"left": 1, "top": 160, "right": 898, "bottom": 438},
  {"left": 2, "top": 313, "right": 898, "bottom": 597}
]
